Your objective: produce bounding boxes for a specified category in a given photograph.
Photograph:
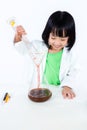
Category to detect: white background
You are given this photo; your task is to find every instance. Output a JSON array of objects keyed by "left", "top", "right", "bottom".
[
  {"left": 0, "top": 1, "right": 87, "bottom": 130},
  {"left": 0, "top": 0, "right": 87, "bottom": 97}
]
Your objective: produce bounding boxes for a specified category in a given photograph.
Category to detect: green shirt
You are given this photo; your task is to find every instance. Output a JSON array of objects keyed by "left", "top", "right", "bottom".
[{"left": 43, "top": 50, "right": 63, "bottom": 86}]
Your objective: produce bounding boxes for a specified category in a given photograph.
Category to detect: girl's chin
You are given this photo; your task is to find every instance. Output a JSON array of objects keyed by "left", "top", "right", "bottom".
[
  {"left": 49, "top": 46, "right": 63, "bottom": 52},
  {"left": 53, "top": 47, "right": 62, "bottom": 51}
]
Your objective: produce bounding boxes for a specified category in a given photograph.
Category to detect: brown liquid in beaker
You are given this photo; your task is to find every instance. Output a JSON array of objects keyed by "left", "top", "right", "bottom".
[{"left": 28, "top": 88, "right": 52, "bottom": 102}]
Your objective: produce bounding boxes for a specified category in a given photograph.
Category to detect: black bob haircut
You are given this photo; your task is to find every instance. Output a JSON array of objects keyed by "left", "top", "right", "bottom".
[{"left": 42, "top": 11, "right": 76, "bottom": 51}]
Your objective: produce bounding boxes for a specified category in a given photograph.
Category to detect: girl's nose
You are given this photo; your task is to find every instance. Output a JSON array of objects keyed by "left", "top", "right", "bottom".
[{"left": 54, "top": 40, "right": 61, "bottom": 45}]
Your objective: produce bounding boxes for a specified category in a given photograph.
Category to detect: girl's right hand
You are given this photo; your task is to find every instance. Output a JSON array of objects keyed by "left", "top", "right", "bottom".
[{"left": 14, "top": 25, "right": 27, "bottom": 43}]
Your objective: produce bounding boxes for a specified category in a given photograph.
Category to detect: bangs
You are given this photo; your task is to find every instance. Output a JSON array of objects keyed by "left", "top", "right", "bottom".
[{"left": 51, "top": 27, "right": 68, "bottom": 37}]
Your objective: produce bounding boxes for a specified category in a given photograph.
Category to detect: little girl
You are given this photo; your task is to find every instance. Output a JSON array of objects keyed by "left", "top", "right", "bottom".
[{"left": 13, "top": 11, "right": 79, "bottom": 99}]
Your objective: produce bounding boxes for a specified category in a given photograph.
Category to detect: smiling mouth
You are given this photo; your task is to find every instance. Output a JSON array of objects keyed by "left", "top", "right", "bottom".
[{"left": 53, "top": 45, "right": 62, "bottom": 48}]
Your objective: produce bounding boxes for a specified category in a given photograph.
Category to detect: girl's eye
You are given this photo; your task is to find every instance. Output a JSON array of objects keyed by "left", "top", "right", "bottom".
[
  {"left": 61, "top": 39, "right": 65, "bottom": 41},
  {"left": 60, "top": 37, "right": 69, "bottom": 41},
  {"left": 60, "top": 38, "right": 67, "bottom": 41}
]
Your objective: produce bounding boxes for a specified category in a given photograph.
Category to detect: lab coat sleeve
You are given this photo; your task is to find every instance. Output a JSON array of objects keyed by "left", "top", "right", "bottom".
[
  {"left": 14, "top": 35, "right": 31, "bottom": 55},
  {"left": 60, "top": 49, "right": 80, "bottom": 90}
]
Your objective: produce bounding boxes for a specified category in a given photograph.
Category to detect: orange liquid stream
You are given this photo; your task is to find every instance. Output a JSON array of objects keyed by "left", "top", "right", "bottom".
[{"left": 37, "top": 65, "right": 40, "bottom": 88}]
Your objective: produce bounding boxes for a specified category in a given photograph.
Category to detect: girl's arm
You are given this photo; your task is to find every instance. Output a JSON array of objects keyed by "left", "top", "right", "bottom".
[
  {"left": 60, "top": 48, "right": 80, "bottom": 99},
  {"left": 13, "top": 25, "right": 31, "bottom": 55}
]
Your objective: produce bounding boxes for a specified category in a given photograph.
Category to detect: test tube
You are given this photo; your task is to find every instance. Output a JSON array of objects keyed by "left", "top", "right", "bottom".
[
  {"left": 7, "top": 17, "right": 37, "bottom": 50},
  {"left": 7, "top": 17, "right": 18, "bottom": 31}
]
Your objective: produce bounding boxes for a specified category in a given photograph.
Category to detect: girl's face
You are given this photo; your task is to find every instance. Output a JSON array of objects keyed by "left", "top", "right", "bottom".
[{"left": 48, "top": 32, "right": 69, "bottom": 53}]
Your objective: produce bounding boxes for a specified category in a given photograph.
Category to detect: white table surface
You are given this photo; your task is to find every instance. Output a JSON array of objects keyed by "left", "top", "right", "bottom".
[{"left": 0, "top": 83, "right": 87, "bottom": 130}]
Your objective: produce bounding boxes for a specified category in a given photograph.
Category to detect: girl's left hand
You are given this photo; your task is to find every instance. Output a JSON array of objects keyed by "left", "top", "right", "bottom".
[{"left": 62, "top": 86, "right": 76, "bottom": 99}]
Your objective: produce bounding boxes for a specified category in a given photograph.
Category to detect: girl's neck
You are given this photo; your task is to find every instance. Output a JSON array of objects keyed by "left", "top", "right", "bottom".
[{"left": 48, "top": 48, "right": 63, "bottom": 53}]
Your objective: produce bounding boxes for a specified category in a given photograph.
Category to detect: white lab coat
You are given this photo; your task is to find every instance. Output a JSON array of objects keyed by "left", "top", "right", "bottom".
[{"left": 14, "top": 36, "right": 79, "bottom": 90}]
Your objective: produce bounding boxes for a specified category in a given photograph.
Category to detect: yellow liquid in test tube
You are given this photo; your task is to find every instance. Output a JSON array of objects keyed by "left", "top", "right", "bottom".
[
  {"left": 7, "top": 17, "right": 17, "bottom": 30},
  {"left": 10, "top": 20, "right": 15, "bottom": 27}
]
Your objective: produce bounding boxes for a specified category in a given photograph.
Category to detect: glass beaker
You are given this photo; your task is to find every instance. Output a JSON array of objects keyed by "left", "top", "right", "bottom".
[{"left": 27, "top": 41, "right": 52, "bottom": 102}]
